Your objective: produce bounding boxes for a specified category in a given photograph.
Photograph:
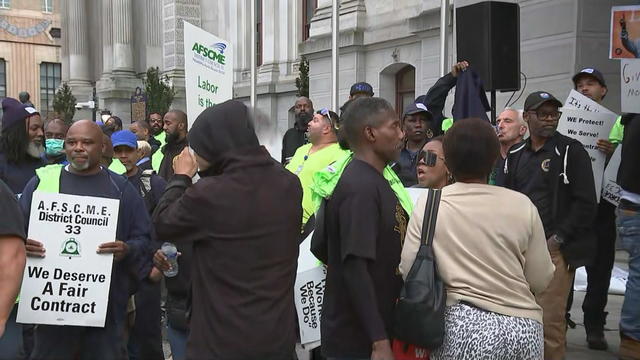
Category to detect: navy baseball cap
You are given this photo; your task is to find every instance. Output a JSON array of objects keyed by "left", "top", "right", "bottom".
[
  {"left": 111, "top": 130, "right": 138, "bottom": 149},
  {"left": 349, "top": 82, "right": 374, "bottom": 96},
  {"left": 402, "top": 102, "right": 433, "bottom": 119},
  {"left": 524, "top": 91, "right": 563, "bottom": 111},
  {"left": 572, "top": 68, "right": 606, "bottom": 88}
]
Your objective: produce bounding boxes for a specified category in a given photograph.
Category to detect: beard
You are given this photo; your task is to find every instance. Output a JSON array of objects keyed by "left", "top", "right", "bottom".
[
  {"left": 166, "top": 131, "right": 180, "bottom": 145},
  {"left": 295, "top": 112, "right": 313, "bottom": 128},
  {"left": 70, "top": 158, "right": 90, "bottom": 171},
  {"left": 26, "top": 142, "right": 45, "bottom": 159}
]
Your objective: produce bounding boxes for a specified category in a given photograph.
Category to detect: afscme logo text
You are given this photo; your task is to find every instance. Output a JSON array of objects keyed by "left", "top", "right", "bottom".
[{"left": 192, "top": 42, "right": 226, "bottom": 65}]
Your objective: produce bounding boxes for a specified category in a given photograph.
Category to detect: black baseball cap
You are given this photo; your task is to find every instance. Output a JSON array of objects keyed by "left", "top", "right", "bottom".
[
  {"left": 349, "top": 82, "right": 374, "bottom": 97},
  {"left": 524, "top": 91, "right": 562, "bottom": 111},
  {"left": 572, "top": 68, "right": 607, "bottom": 88},
  {"left": 402, "top": 102, "right": 433, "bottom": 120}
]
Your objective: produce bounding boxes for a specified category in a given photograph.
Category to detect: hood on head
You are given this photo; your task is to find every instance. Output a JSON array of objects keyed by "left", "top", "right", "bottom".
[{"left": 188, "top": 100, "right": 260, "bottom": 169}]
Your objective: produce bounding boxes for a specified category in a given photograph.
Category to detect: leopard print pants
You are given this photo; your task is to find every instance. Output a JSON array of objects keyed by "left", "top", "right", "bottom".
[{"left": 431, "top": 302, "right": 544, "bottom": 360}]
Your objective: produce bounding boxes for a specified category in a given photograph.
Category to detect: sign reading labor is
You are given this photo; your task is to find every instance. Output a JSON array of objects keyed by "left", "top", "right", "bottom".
[
  {"left": 17, "top": 192, "right": 119, "bottom": 327},
  {"left": 621, "top": 59, "right": 640, "bottom": 113},
  {"left": 183, "top": 21, "right": 233, "bottom": 129},
  {"left": 557, "top": 109, "right": 617, "bottom": 199}
]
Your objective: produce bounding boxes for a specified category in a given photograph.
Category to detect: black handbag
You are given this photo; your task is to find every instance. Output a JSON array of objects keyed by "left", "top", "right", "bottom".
[{"left": 393, "top": 188, "right": 446, "bottom": 349}]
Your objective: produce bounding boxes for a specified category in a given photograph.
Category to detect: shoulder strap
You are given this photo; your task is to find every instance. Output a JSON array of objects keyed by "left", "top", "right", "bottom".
[{"left": 419, "top": 189, "right": 442, "bottom": 247}]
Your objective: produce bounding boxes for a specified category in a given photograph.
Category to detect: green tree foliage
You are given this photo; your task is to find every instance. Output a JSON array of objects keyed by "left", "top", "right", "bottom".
[
  {"left": 144, "top": 67, "right": 176, "bottom": 116},
  {"left": 295, "top": 57, "right": 309, "bottom": 97},
  {"left": 52, "top": 82, "right": 76, "bottom": 125}
]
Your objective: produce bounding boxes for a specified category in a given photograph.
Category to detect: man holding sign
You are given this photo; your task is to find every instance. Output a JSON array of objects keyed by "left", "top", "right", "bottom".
[
  {"left": 570, "top": 68, "right": 624, "bottom": 350},
  {"left": 18, "top": 120, "right": 152, "bottom": 360}
]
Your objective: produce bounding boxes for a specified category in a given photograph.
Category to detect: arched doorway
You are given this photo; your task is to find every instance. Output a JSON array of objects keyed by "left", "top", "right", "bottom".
[
  {"left": 395, "top": 65, "right": 415, "bottom": 118},
  {"left": 379, "top": 63, "right": 416, "bottom": 117}
]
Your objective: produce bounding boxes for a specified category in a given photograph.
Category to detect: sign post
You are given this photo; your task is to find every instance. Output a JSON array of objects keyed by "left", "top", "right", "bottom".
[
  {"left": 183, "top": 22, "right": 233, "bottom": 128},
  {"left": 17, "top": 192, "right": 119, "bottom": 327}
]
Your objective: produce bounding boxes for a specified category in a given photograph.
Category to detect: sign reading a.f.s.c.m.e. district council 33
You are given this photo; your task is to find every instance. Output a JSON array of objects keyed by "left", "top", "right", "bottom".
[
  {"left": 17, "top": 192, "right": 119, "bottom": 328},
  {"left": 183, "top": 21, "right": 233, "bottom": 128}
]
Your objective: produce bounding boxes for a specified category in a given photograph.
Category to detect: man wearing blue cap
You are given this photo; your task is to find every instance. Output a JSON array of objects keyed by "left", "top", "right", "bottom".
[
  {"left": 0, "top": 97, "right": 46, "bottom": 194},
  {"left": 112, "top": 129, "right": 166, "bottom": 360}
]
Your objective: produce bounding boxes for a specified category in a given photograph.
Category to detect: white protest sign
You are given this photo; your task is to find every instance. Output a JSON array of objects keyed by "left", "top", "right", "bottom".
[
  {"left": 621, "top": 59, "right": 640, "bottom": 113},
  {"left": 17, "top": 192, "right": 119, "bottom": 327},
  {"left": 601, "top": 145, "right": 623, "bottom": 206},
  {"left": 183, "top": 21, "right": 233, "bottom": 128},
  {"left": 564, "top": 89, "right": 615, "bottom": 114},
  {"left": 556, "top": 109, "right": 617, "bottom": 199},
  {"left": 295, "top": 232, "right": 325, "bottom": 346}
]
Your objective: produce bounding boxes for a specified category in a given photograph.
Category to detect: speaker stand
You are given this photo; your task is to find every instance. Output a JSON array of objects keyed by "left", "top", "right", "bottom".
[{"left": 490, "top": 89, "right": 496, "bottom": 126}]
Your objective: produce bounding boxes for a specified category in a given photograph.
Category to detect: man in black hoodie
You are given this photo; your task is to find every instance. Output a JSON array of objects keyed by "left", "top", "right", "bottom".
[
  {"left": 153, "top": 100, "right": 302, "bottom": 360},
  {"left": 503, "top": 91, "right": 597, "bottom": 360}
]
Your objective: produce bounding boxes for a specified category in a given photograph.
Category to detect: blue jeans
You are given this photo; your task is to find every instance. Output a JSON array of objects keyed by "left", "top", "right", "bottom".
[
  {"left": 167, "top": 324, "right": 189, "bottom": 360},
  {"left": 617, "top": 203, "right": 640, "bottom": 341}
]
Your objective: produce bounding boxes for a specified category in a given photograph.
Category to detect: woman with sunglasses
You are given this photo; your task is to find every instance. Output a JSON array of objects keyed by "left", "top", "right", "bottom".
[{"left": 414, "top": 136, "right": 453, "bottom": 190}]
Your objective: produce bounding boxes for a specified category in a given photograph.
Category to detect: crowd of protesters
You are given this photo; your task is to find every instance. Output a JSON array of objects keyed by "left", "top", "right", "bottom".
[{"left": 0, "top": 61, "right": 638, "bottom": 360}]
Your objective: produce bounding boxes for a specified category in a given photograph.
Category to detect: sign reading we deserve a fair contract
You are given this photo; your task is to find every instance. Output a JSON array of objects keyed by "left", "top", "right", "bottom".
[
  {"left": 183, "top": 21, "right": 233, "bottom": 129},
  {"left": 17, "top": 192, "right": 119, "bottom": 327}
]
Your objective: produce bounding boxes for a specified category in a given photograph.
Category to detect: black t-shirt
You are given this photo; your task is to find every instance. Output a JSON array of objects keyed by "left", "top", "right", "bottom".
[
  {"left": 0, "top": 179, "right": 26, "bottom": 241},
  {"left": 514, "top": 140, "right": 555, "bottom": 237},
  {"left": 321, "top": 159, "right": 406, "bottom": 357}
]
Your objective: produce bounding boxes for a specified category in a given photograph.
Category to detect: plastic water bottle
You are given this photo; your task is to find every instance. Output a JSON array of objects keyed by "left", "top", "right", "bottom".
[{"left": 161, "top": 242, "right": 179, "bottom": 277}]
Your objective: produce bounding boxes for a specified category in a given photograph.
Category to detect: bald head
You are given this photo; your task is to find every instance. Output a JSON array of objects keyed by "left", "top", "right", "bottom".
[{"left": 65, "top": 120, "right": 105, "bottom": 174}]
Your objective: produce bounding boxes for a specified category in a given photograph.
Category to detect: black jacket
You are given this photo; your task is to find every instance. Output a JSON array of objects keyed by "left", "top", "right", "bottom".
[
  {"left": 618, "top": 114, "right": 640, "bottom": 194},
  {"left": 281, "top": 126, "right": 307, "bottom": 164},
  {"left": 416, "top": 72, "right": 457, "bottom": 135},
  {"left": 452, "top": 69, "right": 490, "bottom": 122},
  {"left": 503, "top": 133, "right": 597, "bottom": 268},
  {"left": 158, "top": 137, "right": 188, "bottom": 181}
]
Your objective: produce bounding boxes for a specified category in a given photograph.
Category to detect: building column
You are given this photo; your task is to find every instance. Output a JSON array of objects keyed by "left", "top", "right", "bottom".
[
  {"left": 96, "top": 0, "right": 141, "bottom": 123},
  {"left": 144, "top": 0, "right": 163, "bottom": 69},
  {"left": 101, "top": 0, "right": 113, "bottom": 76},
  {"left": 162, "top": 0, "right": 201, "bottom": 112},
  {"left": 112, "top": 0, "right": 134, "bottom": 75},
  {"left": 66, "top": 0, "right": 93, "bottom": 101}
]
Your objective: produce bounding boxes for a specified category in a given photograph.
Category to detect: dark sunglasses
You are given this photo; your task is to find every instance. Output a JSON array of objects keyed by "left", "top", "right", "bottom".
[{"left": 417, "top": 150, "right": 438, "bottom": 167}]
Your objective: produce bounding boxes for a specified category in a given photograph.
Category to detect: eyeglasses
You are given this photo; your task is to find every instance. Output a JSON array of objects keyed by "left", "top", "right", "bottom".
[
  {"left": 417, "top": 150, "right": 444, "bottom": 167},
  {"left": 318, "top": 108, "right": 339, "bottom": 130},
  {"left": 528, "top": 110, "right": 562, "bottom": 120}
]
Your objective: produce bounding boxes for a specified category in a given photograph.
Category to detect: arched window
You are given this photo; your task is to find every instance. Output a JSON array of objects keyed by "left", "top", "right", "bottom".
[{"left": 395, "top": 65, "right": 415, "bottom": 118}]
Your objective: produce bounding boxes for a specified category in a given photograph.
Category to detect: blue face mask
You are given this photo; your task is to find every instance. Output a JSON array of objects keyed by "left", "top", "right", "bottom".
[{"left": 45, "top": 138, "right": 64, "bottom": 156}]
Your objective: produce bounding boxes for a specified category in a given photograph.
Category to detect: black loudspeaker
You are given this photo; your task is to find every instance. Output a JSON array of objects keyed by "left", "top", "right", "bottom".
[{"left": 456, "top": 1, "right": 520, "bottom": 91}]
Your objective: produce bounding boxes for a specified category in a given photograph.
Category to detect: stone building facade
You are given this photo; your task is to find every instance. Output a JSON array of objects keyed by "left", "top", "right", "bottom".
[
  {"left": 0, "top": 0, "right": 61, "bottom": 119},
  {"left": 60, "top": 0, "right": 633, "bottom": 153}
]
